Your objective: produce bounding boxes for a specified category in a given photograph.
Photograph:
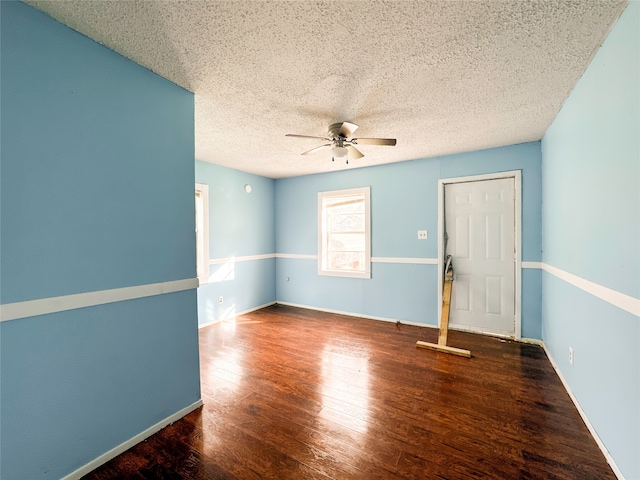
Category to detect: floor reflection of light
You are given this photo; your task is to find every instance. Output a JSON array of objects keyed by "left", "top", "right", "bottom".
[
  {"left": 213, "top": 347, "right": 243, "bottom": 378},
  {"left": 205, "top": 318, "right": 245, "bottom": 403},
  {"left": 320, "top": 341, "right": 370, "bottom": 436}
]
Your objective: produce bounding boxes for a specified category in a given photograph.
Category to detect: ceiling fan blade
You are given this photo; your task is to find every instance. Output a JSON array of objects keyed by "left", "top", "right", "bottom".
[
  {"left": 353, "top": 137, "right": 397, "bottom": 146},
  {"left": 286, "top": 134, "right": 331, "bottom": 141},
  {"left": 338, "top": 122, "right": 359, "bottom": 137},
  {"left": 301, "top": 144, "right": 332, "bottom": 155},
  {"left": 346, "top": 145, "right": 364, "bottom": 159}
]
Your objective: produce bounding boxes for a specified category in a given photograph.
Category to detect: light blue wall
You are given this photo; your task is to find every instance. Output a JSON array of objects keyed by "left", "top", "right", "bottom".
[
  {"left": 542, "top": 5, "right": 639, "bottom": 298},
  {"left": 0, "top": 3, "right": 200, "bottom": 478},
  {"left": 541, "top": 2, "right": 639, "bottom": 478},
  {"left": 521, "top": 268, "right": 542, "bottom": 339},
  {"left": 0, "top": 4, "right": 195, "bottom": 304},
  {"left": 0, "top": 293, "right": 200, "bottom": 477},
  {"left": 195, "top": 161, "right": 276, "bottom": 324},
  {"left": 275, "top": 142, "right": 542, "bottom": 334}
]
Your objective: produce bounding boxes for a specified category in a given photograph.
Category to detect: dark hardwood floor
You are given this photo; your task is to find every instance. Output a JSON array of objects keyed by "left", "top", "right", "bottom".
[{"left": 84, "top": 304, "right": 615, "bottom": 479}]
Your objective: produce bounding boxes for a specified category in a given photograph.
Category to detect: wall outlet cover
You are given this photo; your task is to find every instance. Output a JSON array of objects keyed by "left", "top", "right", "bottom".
[{"left": 569, "top": 347, "right": 574, "bottom": 365}]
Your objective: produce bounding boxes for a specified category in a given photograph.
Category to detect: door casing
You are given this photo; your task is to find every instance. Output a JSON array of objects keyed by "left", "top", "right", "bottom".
[{"left": 437, "top": 170, "right": 522, "bottom": 339}]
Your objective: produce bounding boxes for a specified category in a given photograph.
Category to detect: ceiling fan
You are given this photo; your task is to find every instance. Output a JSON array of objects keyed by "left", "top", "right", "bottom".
[{"left": 286, "top": 122, "right": 396, "bottom": 164}]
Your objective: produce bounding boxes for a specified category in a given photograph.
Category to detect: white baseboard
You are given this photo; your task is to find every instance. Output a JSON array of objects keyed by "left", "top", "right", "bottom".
[
  {"left": 198, "top": 319, "right": 221, "bottom": 329},
  {"left": 61, "top": 399, "right": 204, "bottom": 480},
  {"left": 198, "top": 301, "right": 277, "bottom": 329},
  {"left": 239, "top": 301, "right": 277, "bottom": 315},
  {"left": 276, "top": 302, "right": 555, "bottom": 349},
  {"left": 541, "top": 343, "right": 624, "bottom": 479},
  {"left": 276, "top": 302, "right": 552, "bottom": 341},
  {"left": 275, "top": 301, "right": 434, "bottom": 328},
  {"left": 517, "top": 337, "right": 544, "bottom": 346}
]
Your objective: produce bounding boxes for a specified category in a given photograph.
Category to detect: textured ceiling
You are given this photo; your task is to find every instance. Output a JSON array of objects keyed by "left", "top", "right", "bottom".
[{"left": 28, "top": 0, "right": 627, "bottom": 179}]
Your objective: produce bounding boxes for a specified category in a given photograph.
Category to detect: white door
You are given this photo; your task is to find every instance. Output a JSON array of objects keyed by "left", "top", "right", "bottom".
[{"left": 444, "top": 178, "right": 515, "bottom": 336}]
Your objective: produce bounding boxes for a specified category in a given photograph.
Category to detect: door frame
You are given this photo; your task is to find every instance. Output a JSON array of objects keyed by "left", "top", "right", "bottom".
[{"left": 437, "top": 170, "right": 522, "bottom": 339}]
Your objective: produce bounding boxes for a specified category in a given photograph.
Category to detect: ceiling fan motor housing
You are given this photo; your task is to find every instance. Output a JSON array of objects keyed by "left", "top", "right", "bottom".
[{"left": 328, "top": 122, "right": 358, "bottom": 140}]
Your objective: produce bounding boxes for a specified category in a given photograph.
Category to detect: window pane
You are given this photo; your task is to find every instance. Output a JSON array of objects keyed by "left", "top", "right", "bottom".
[
  {"left": 325, "top": 196, "right": 363, "bottom": 212},
  {"left": 328, "top": 233, "right": 365, "bottom": 252},
  {"left": 328, "top": 213, "right": 365, "bottom": 233},
  {"left": 319, "top": 187, "right": 370, "bottom": 278},
  {"left": 328, "top": 251, "right": 365, "bottom": 271}
]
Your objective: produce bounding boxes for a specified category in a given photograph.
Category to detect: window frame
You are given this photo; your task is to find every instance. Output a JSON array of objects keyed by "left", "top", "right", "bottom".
[
  {"left": 195, "top": 183, "right": 210, "bottom": 285},
  {"left": 317, "top": 186, "right": 371, "bottom": 279}
]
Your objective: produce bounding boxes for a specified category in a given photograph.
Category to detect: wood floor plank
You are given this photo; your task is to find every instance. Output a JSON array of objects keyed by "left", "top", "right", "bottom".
[{"left": 82, "top": 305, "right": 615, "bottom": 479}]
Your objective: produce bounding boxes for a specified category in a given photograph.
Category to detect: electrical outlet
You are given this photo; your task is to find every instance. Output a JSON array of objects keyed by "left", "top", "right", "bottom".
[
  {"left": 218, "top": 296, "right": 224, "bottom": 304},
  {"left": 418, "top": 230, "right": 428, "bottom": 240},
  {"left": 569, "top": 347, "right": 574, "bottom": 365}
]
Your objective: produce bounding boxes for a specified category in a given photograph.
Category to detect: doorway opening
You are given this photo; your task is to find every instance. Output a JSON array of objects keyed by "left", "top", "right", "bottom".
[{"left": 195, "top": 183, "right": 210, "bottom": 286}]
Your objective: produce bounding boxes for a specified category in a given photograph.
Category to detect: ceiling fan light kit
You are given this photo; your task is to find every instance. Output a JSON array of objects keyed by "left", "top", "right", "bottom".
[
  {"left": 286, "top": 121, "right": 396, "bottom": 165},
  {"left": 332, "top": 146, "right": 348, "bottom": 162}
]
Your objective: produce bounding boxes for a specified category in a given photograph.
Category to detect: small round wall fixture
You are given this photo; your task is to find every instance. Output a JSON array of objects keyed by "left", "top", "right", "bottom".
[{"left": 244, "top": 184, "right": 252, "bottom": 193}]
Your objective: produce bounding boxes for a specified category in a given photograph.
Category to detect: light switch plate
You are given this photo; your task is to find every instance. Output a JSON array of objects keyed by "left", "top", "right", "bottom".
[{"left": 418, "top": 230, "right": 428, "bottom": 240}]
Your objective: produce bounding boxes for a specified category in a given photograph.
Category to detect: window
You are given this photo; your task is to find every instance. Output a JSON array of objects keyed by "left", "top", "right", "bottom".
[
  {"left": 318, "top": 187, "right": 371, "bottom": 278},
  {"left": 195, "top": 183, "right": 209, "bottom": 285}
]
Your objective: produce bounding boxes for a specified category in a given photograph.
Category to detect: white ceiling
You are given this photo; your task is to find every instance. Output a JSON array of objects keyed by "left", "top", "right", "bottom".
[{"left": 28, "top": 0, "right": 627, "bottom": 179}]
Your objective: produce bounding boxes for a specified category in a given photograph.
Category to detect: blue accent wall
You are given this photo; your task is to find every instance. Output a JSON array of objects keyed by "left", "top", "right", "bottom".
[
  {"left": 275, "top": 143, "right": 542, "bottom": 333},
  {"left": 0, "top": 3, "right": 195, "bottom": 304},
  {"left": 1, "top": 293, "right": 200, "bottom": 477},
  {"left": 541, "top": 2, "right": 639, "bottom": 478},
  {"left": 195, "top": 161, "right": 276, "bottom": 325},
  {"left": 0, "top": 3, "right": 200, "bottom": 478}
]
